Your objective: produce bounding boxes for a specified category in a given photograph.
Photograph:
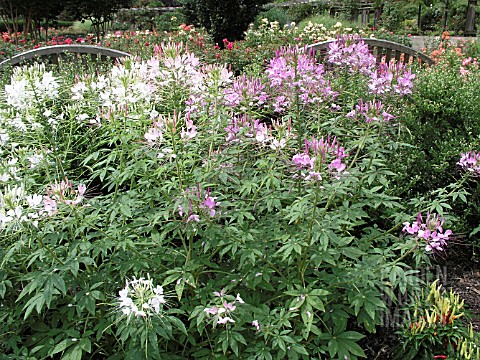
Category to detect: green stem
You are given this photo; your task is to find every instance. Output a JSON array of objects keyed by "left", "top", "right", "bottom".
[
  {"left": 38, "top": 237, "right": 64, "bottom": 266},
  {"left": 347, "top": 124, "right": 371, "bottom": 171},
  {"left": 298, "top": 184, "right": 321, "bottom": 282}
]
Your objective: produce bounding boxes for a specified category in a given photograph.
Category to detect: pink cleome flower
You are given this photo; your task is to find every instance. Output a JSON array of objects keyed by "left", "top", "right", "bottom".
[
  {"left": 458, "top": 151, "right": 480, "bottom": 175},
  {"left": 402, "top": 212, "right": 452, "bottom": 253}
]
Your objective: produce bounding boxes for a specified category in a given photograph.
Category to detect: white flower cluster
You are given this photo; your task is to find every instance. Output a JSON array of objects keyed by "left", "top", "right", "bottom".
[
  {"left": 0, "top": 185, "right": 44, "bottom": 230},
  {"left": 244, "top": 19, "right": 297, "bottom": 43},
  {"left": 299, "top": 21, "right": 359, "bottom": 43},
  {"left": 69, "top": 43, "right": 209, "bottom": 127},
  {"left": 185, "top": 64, "right": 233, "bottom": 118},
  {"left": 118, "top": 275, "right": 167, "bottom": 318},
  {"left": 5, "top": 63, "right": 59, "bottom": 111}
]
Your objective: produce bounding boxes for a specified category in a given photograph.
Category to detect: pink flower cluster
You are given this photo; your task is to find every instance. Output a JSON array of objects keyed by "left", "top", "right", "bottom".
[
  {"left": 458, "top": 151, "right": 480, "bottom": 175},
  {"left": 204, "top": 289, "right": 244, "bottom": 326},
  {"left": 346, "top": 99, "right": 395, "bottom": 123},
  {"left": 266, "top": 46, "right": 337, "bottom": 113},
  {"left": 224, "top": 75, "right": 268, "bottom": 110},
  {"left": 327, "top": 35, "right": 415, "bottom": 98},
  {"left": 292, "top": 135, "right": 348, "bottom": 181},
  {"left": 178, "top": 185, "right": 220, "bottom": 223},
  {"left": 180, "top": 116, "right": 197, "bottom": 140},
  {"left": 402, "top": 212, "right": 452, "bottom": 253},
  {"left": 43, "top": 177, "right": 86, "bottom": 215},
  {"left": 460, "top": 57, "right": 478, "bottom": 76},
  {"left": 224, "top": 115, "right": 269, "bottom": 144},
  {"left": 327, "top": 35, "right": 376, "bottom": 75},
  {"left": 368, "top": 61, "right": 416, "bottom": 96},
  {"left": 222, "top": 38, "right": 234, "bottom": 50}
]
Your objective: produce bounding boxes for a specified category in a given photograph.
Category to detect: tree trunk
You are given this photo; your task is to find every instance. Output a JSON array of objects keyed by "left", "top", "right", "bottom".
[
  {"left": 465, "top": 0, "right": 477, "bottom": 36},
  {"left": 9, "top": 1, "right": 19, "bottom": 45}
]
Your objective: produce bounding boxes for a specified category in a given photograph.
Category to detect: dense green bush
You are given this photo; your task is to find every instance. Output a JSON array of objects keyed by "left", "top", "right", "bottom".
[
  {"left": 154, "top": 10, "right": 186, "bottom": 32},
  {"left": 393, "top": 43, "right": 480, "bottom": 242},
  {"left": 254, "top": 7, "right": 290, "bottom": 28},
  {"left": 381, "top": 0, "right": 422, "bottom": 32},
  {"left": 285, "top": 4, "right": 322, "bottom": 24},
  {"left": 179, "top": 0, "right": 269, "bottom": 45}
]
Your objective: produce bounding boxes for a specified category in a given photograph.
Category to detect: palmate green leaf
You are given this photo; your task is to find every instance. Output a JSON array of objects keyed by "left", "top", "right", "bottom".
[
  {"left": 61, "top": 346, "right": 83, "bottom": 360},
  {"left": 289, "top": 343, "right": 308, "bottom": 356},
  {"left": 23, "top": 293, "right": 45, "bottom": 320},
  {"left": 0, "top": 279, "right": 11, "bottom": 299},
  {"left": 50, "top": 273, "right": 67, "bottom": 295},
  {"left": 470, "top": 224, "right": 480, "bottom": 237},
  {"left": 323, "top": 330, "right": 366, "bottom": 359},
  {"left": 17, "top": 273, "right": 47, "bottom": 302},
  {"left": 175, "top": 278, "right": 185, "bottom": 300},
  {"left": 301, "top": 303, "right": 314, "bottom": 337},
  {"left": 277, "top": 240, "right": 303, "bottom": 262},
  {"left": 272, "top": 335, "right": 287, "bottom": 352},
  {"left": 78, "top": 337, "right": 91, "bottom": 353},
  {"left": 43, "top": 279, "right": 54, "bottom": 308},
  {"left": 51, "top": 338, "right": 76, "bottom": 357},
  {"left": 168, "top": 315, "right": 187, "bottom": 336},
  {"left": 162, "top": 271, "right": 182, "bottom": 286}
]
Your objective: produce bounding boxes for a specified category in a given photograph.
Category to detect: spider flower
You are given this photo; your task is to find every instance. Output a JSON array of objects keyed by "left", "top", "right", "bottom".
[
  {"left": 204, "top": 289, "right": 245, "bottom": 327},
  {"left": 292, "top": 135, "right": 348, "bottom": 181},
  {"left": 118, "top": 275, "right": 167, "bottom": 319},
  {"left": 402, "top": 212, "right": 452, "bottom": 253},
  {"left": 458, "top": 151, "right": 480, "bottom": 175}
]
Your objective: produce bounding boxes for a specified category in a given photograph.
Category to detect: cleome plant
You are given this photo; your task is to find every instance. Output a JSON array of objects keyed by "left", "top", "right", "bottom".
[{"left": 0, "top": 34, "right": 476, "bottom": 359}]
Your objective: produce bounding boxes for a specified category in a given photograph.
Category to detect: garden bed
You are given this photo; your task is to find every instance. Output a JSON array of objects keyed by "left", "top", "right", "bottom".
[{"left": 0, "top": 22, "right": 480, "bottom": 360}]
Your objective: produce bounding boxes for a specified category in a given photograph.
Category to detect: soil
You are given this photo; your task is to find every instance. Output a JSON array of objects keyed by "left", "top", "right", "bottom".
[{"left": 361, "top": 243, "right": 480, "bottom": 359}]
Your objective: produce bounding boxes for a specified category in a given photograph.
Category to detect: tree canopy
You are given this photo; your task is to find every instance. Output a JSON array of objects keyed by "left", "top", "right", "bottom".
[{"left": 180, "top": 0, "right": 270, "bottom": 45}]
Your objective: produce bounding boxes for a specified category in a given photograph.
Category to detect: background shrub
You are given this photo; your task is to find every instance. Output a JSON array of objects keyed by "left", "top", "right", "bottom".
[
  {"left": 254, "top": 7, "right": 290, "bottom": 28},
  {"left": 392, "top": 45, "right": 480, "bottom": 243},
  {"left": 179, "top": 0, "right": 269, "bottom": 45}
]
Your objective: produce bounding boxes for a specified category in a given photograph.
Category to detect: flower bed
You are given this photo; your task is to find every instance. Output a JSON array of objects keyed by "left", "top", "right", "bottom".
[{"left": 0, "top": 31, "right": 479, "bottom": 359}]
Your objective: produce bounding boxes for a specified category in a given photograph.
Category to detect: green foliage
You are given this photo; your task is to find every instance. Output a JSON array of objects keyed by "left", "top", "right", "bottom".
[
  {"left": 154, "top": 10, "right": 186, "bottom": 32},
  {"left": 286, "top": 4, "right": 323, "bottom": 24},
  {"left": 113, "top": 8, "right": 160, "bottom": 31},
  {"left": 254, "top": 7, "right": 290, "bottom": 28},
  {"left": 0, "top": 29, "right": 476, "bottom": 359},
  {"left": 298, "top": 12, "right": 362, "bottom": 34},
  {"left": 394, "top": 44, "right": 480, "bottom": 241},
  {"left": 64, "top": 0, "right": 133, "bottom": 39},
  {"left": 381, "top": 0, "right": 422, "bottom": 33},
  {"left": 369, "top": 28, "right": 413, "bottom": 47},
  {"left": 72, "top": 19, "right": 94, "bottom": 33},
  {"left": 179, "top": 0, "right": 269, "bottom": 44}
]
